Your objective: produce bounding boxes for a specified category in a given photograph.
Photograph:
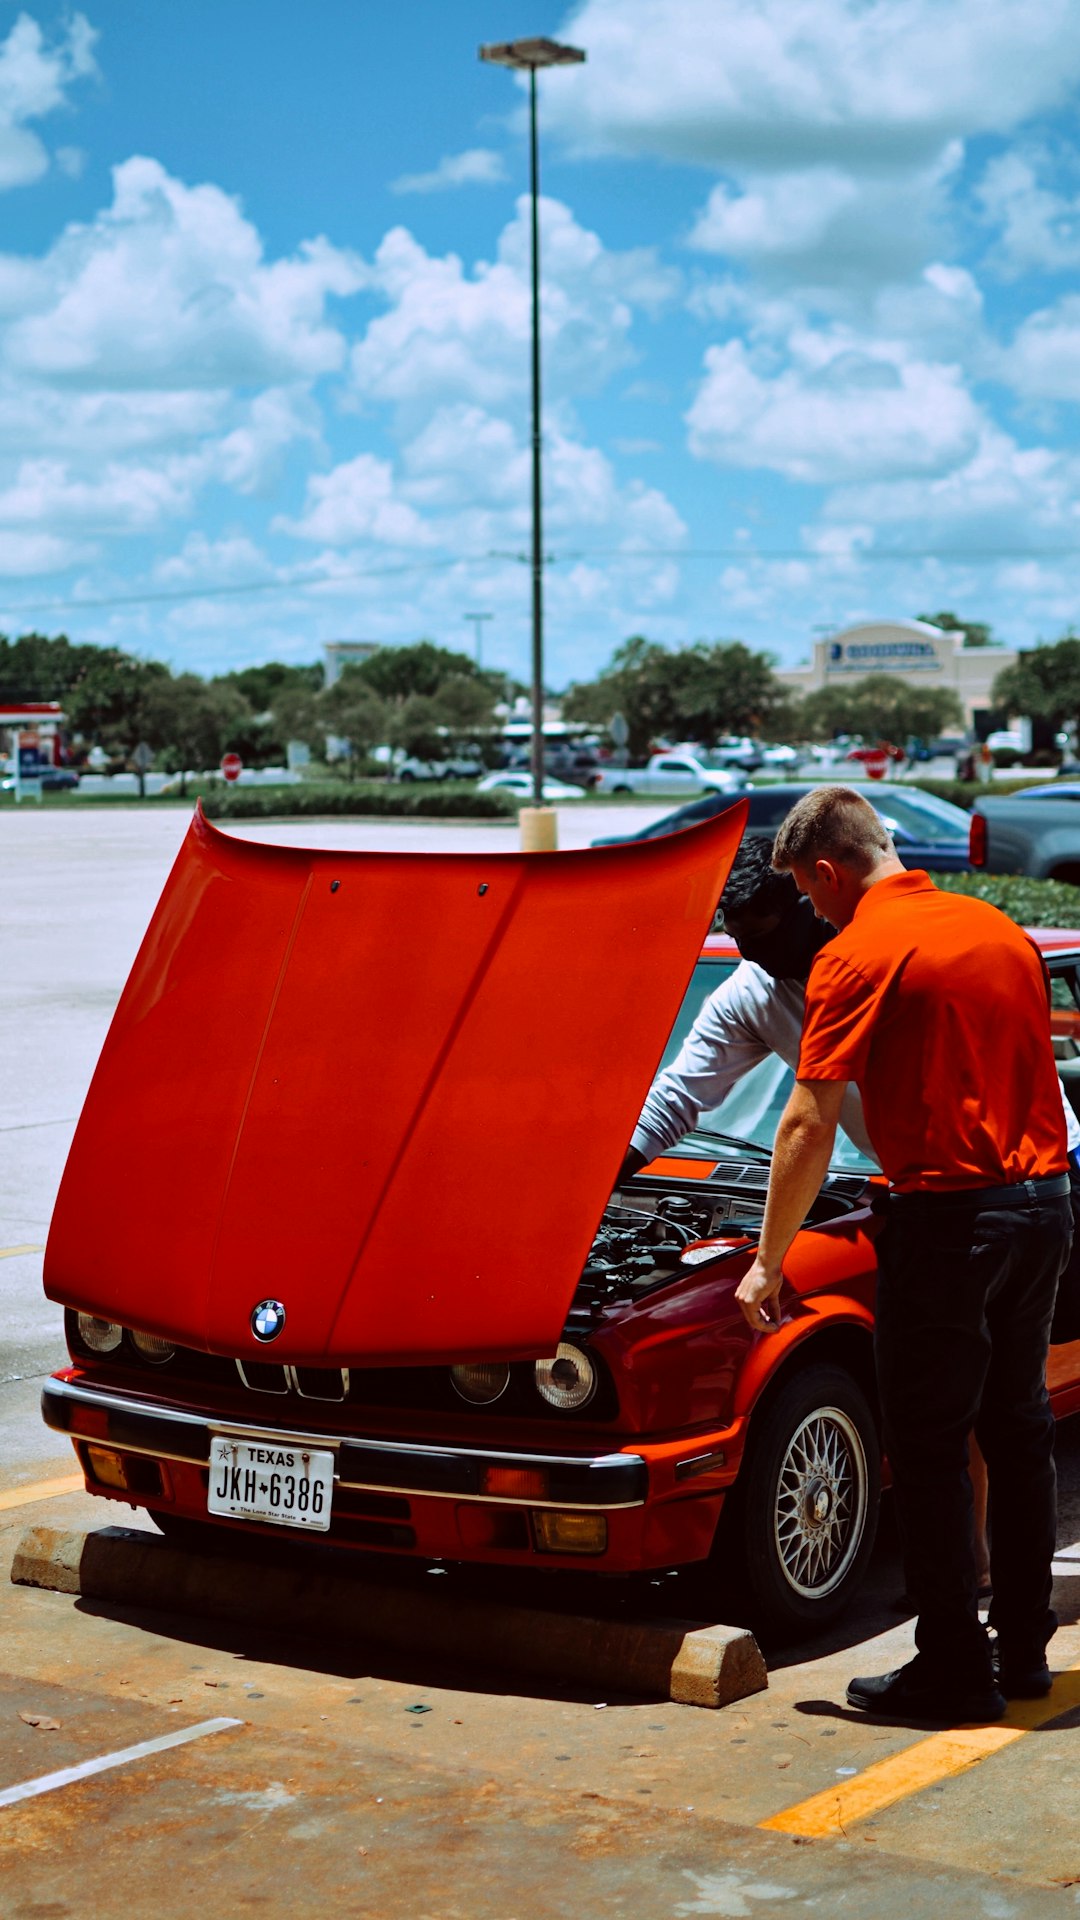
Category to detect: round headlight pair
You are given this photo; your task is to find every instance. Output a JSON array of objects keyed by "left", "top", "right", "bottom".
[
  {"left": 74, "top": 1315, "right": 174, "bottom": 1365},
  {"left": 450, "top": 1343, "right": 597, "bottom": 1411}
]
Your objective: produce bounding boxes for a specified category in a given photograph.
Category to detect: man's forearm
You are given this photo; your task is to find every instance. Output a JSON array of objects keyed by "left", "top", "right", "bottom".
[
  {"left": 757, "top": 1100, "right": 840, "bottom": 1275},
  {"left": 734, "top": 1078, "right": 847, "bottom": 1332}
]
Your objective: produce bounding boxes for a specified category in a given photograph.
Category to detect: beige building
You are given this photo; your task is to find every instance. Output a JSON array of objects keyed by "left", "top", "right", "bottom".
[{"left": 775, "top": 619, "right": 1016, "bottom": 728}]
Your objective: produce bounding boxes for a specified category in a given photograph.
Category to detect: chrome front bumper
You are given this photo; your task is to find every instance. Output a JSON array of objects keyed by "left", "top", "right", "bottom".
[{"left": 43, "top": 1375, "right": 648, "bottom": 1511}]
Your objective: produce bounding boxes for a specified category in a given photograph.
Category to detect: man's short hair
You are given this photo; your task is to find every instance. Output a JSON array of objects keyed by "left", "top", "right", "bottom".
[
  {"left": 720, "top": 834, "right": 798, "bottom": 919},
  {"left": 772, "top": 786, "right": 892, "bottom": 875}
]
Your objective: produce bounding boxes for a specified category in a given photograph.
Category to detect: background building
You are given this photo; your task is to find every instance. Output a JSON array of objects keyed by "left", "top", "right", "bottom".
[{"left": 776, "top": 620, "right": 1016, "bottom": 731}]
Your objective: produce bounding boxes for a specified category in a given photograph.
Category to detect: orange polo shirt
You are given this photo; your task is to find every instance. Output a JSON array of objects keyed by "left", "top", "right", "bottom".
[{"left": 797, "top": 869, "right": 1067, "bottom": 1192}]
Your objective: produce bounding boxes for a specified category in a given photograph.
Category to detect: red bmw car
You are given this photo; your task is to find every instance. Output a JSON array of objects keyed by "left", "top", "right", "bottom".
[{"left": 39, "top": 802, "right": 1080, "bottom": 1636}]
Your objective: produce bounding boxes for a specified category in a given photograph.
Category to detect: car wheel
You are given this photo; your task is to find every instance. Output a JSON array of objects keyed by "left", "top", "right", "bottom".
[
  {"left": 720, "top": 1362, "right": 880, "bottom": 1637},
  {"left": 398, "top": 769, "right": 415, "bottom": 782},
  {"left": 612, "top": 783, "right": 632, "bottom": 794}
]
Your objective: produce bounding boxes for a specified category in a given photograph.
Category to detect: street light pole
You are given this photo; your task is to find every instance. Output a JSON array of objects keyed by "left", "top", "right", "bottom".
[
  {"left": 479, "top": 37, "right": 585, "bottom": 810},
  {"left": 464, "top": 610, "right": 492, "bottom": 669}
]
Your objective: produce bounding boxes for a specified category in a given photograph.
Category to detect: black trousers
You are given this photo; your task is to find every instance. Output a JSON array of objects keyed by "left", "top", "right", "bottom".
[{"left": 875, "top": 1183, "right": 1071, "bottom": 1681}]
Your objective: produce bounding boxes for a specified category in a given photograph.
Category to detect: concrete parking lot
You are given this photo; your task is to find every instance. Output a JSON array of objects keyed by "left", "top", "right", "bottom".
[{"left": 3, "top": 801, "right": 1080, "bottom": 1918}]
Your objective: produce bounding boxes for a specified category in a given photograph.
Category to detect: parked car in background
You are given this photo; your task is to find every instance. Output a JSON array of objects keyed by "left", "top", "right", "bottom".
[
  {"left": 2, "top": 764, "right": 79, "bottom": 791},
  {"left": 397, "top": 754, "right": 485, "bottom": 781},
  {"left": 475, "top": 770, "right": 585, "bottom": 801},
  {"left": 593, "top": 782, "right": 972, "bottom": 871},
  {"left": 591, "top": 753, "right": 746, "bottom": 798},
  {"left": 38, "top": 805, "right": 1080, "bottom": 1639}
]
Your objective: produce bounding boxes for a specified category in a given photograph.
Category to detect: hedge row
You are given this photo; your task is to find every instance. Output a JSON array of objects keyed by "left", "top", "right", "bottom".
[
  {"left": 197, "top": 780, "right": 518, "bottom": 821},
  {"left": 929, "top": 870, "right": 1080, "bottom": 928},
  {"left": 905, "top": 778, "right": 1058, "bottom": 810}
]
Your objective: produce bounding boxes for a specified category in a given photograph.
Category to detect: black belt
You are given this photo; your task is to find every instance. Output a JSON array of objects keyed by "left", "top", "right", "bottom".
[{"left": 889, "top": 1172, "right": 1070, "bottom": 1210}]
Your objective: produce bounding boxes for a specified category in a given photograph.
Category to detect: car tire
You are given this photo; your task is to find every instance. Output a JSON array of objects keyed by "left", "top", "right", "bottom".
[
  {"left": 612, "top": 783, "right": 632, "bottom": 794},
  {"left": 718, "top": 1362, "right": 880, "bottom": 1638}
]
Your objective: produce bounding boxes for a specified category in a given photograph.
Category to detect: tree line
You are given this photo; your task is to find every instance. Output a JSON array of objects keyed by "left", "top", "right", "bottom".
[{"left": 8, "top": 612, "right": 1080, "bottom": 777}]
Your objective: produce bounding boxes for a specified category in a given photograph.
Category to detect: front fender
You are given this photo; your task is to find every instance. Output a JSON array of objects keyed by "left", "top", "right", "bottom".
[{"left": 731, "top": 1293, "right": 876, "bottom": 1422}]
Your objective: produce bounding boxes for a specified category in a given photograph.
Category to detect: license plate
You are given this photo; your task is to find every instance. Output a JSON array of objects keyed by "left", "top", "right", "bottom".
[{"left": 207, "top": 1435, "right": 334, "bottom": 1532}]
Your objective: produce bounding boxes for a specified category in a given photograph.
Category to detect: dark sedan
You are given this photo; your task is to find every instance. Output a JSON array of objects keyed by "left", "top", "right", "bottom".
[{"left": 592, "top": 781, "right": 972, "bottom": 870}]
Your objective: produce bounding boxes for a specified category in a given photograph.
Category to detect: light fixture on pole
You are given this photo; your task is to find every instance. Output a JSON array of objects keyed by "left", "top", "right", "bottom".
[
  {"left": 464, "top": 610, "right": 493, "bottom": 669},
  {"left": 479, "top": 36, "right": 585, "bottom": 810}
]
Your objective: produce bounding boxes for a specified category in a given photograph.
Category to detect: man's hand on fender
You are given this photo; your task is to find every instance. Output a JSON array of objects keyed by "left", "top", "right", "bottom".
[{"left": 735, "top": 1255, "right": 785, "bottom": 1332}]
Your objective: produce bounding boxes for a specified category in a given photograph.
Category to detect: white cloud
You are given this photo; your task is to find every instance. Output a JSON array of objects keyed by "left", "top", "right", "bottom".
[
  {"left": 0, "top": 452, "right": 204, "bottom": 531},
  {"left": 550, "top": 0, "right": 1080, "bottom": 168},
  {"left": 154, "top": 532, "right": 274, "bottom": 586},
  {"left": 276, "top": 453, "right": 434, "bottom": 547},
  {"left": 686, "top": 333, "right": 982, "bottom": 484},
  {"left": 349, "top": 199, "right": 679, "bottom": 422},
  {"left": 0, "top": 12, "right": 97, "bottom": 191},
  {"left": 689, "top": 169, "right": 859, "bottom": 258},
  {"left": 392, "top": 149, "right": 508, "bottom": 195},
  {"left": 1005, "top": 297, "right": 1080, "bottom": 403},
  {"left": 0, "top": 528, "right": 94, "bottom": 573},
  {"left": 7, "top": 156, "right": 365, "bottom": 387},
  {"left": 976, "top": 147, "right": 1080, "bottom": 277}
]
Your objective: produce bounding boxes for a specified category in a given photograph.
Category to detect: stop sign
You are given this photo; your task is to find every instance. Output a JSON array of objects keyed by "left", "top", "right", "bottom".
[{"left": 221, "top": 752, "right": 242, "bottom": 783}]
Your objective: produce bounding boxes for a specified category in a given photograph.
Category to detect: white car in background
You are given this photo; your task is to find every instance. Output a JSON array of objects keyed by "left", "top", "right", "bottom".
[{"left": 475, "top": 771, "right": 585, "bottom": 801}]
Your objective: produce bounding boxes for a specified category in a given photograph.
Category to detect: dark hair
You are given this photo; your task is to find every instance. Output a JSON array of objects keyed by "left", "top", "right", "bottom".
[{"left": 720, "top": 835, "right": 798, "bottom": 919}]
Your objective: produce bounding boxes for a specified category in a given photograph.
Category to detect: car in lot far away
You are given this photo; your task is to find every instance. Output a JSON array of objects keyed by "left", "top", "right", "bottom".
[
  {"left": 592, "top": 781, "right": 972, "bottom": 871},
  {"left": 475, "top": 770, "right": 586, "bottom": 801},
  {"left": 41, "top": 802, "right": 1080, "bottom": 1640}
]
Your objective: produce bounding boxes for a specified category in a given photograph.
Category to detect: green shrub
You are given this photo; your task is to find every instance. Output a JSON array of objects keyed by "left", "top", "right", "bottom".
[
  {"left": 904, "top": 779, "right": 1057, "bottom": 811},
  {"left": 929, "top": 870, "right": 1080, "bottom": 928},
  {"left": 197, "top": 781, "right": 517, "bottom": 821}
]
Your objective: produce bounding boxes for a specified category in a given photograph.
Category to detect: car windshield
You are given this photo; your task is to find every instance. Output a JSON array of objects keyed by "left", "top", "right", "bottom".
[
  {"left": 871, "top": 788, "right": 969, "bottom": 843},
  {"left": 655, "top": 959, "right": 877, "bottom": 1174}
]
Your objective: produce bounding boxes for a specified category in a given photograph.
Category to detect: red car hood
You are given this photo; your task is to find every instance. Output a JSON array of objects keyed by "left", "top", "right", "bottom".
[{"left": 45, "top": 801, "right": 746, "bottom": 1364}]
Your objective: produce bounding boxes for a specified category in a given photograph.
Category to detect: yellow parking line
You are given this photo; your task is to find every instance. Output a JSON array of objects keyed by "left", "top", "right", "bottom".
[
  {"left": 0, "top": 1474, "right": 84, "bottom": 1513},
  {"left": 0, "top": 1244, "right": 45, "bottom": 1260},
  {"left": 761, "top": 1665, "right": 1080, "bottom": 1837}
]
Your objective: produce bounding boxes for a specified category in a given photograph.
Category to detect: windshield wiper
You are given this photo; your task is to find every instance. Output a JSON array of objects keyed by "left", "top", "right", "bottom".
[{"left": 680, "top": 1127, "right": 773, "bottom": 1164}]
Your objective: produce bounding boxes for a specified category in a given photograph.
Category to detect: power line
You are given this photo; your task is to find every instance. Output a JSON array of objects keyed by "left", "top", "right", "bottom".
[{"left": 3, "top": 540, "right": 1080, "bottom": 621}]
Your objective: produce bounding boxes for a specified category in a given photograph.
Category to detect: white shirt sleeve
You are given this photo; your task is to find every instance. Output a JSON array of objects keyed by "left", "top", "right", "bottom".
[{"left": 631, "top": 960, "right": 879, "bottom": 1167}]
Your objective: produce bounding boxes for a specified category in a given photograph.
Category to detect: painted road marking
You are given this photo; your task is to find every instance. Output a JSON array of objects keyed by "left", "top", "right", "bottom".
[
  {"left": 0, "top": 1474, "right": 84, "bottom": 1512},
  {"left": 0, "top": 1717, "right": 243, "bottom": 1810},
  {"left": 0, "top": 1244, "right": 44, "bottom": 1260},
  {"left": 761, "top": 1665, "right": 1080, "bottom": 1837}
]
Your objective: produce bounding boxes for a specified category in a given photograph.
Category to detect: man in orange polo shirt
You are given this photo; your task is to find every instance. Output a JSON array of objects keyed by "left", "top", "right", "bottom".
[{"left": 735, "top": 786, "right": 1071, "bottom": 1723}]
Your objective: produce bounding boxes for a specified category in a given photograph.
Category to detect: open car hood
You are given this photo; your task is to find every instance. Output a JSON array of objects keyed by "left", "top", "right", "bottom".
[{"left": 45, "top": 801, "right": 746, "bottom": 1364}]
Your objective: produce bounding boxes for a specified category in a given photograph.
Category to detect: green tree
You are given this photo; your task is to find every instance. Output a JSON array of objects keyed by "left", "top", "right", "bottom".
[
  {"left": 562, "top": 637, "right": 793, "bottom": 760},
  {"left": 317, "top": 675, "right": 387, "bottom": 778},
  {"left": 353, "top": 641, "right": 486, "bottom": 702},
  {"left": 213, "top": 661, "right": 324, "bottom": 708},
  {"left": 65, "top": 648, "right": 175, "bottom": 751},
  {"left": 140, "top": 675, "right": 251, "bottom": 794},
  {"left": 992, "top": 636, "right": 1080, "bottom": 739},
  {"left": 916, "top": 610, "right": 997, "bottom": 647},
  {"left": 796, "top": 673, "right": 964, "bottom": 744}
]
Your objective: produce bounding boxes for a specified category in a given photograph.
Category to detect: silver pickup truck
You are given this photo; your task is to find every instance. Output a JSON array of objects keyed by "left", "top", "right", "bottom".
[{"left": 970, "top": 786, "right": 1080, "bottom": 885}]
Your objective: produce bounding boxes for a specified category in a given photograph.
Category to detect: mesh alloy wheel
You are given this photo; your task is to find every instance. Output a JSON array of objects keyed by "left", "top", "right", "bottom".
[{"left": 772, "top": 1405, "right": 869, "bottom": 1599}]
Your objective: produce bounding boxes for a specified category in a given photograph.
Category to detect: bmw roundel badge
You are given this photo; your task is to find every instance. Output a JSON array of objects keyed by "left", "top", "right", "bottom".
[{"left": 251, "top": 1299, "right": 286, "bottom": 1343}]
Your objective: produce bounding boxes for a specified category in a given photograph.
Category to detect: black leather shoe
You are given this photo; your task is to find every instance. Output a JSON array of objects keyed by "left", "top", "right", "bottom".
[
  {"left": 992, "top": 1649, "right": 1052, "bottom": 1699},
  {"left": 846, "top": 1659, "right": 1006, "bottom": 1722}
]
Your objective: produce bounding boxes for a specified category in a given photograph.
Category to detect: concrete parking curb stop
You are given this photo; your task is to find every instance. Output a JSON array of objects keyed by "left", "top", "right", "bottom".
[{"left": 11, "top": 1523, "right": 767, "bottom": 1709}]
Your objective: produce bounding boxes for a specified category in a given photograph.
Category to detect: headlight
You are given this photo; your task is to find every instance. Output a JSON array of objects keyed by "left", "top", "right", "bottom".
[
  {"left": 76, "top": 1314, "right": 123, "bottom": 1355},
  {"left": 534, "top": 1343, "right": 596, "bottom": 1411},
  {"left": 130, "top": 1329, "right": 176, "bottom": 1366},
  {"left": 450, "top": 1361, "right": 510, "bottom": 1405}
]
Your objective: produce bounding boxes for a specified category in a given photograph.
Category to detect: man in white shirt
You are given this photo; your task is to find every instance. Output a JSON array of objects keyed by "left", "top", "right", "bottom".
[{"left": 619, "top": 837, "right": 874, "bottom": 1179}]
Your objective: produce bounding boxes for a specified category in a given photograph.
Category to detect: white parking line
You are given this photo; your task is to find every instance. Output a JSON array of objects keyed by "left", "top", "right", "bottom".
[{"left": 0, "top": 1717, "right": 243, "bottom": 1809}]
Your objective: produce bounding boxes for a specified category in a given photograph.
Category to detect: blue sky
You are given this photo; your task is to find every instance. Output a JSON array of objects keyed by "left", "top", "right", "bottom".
[{"left": 5, "top": 1, "right": 1080, "bottom": 688}]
